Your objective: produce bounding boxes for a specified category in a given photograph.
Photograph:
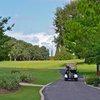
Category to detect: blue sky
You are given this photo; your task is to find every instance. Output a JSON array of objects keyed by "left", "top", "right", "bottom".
[{"left": 0, "top": 0, "right": 70, "bottom": 55}]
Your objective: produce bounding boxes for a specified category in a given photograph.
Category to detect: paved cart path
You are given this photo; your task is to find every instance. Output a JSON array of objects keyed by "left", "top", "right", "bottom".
[{"left": 43, "top": 69, "right": 100, "bottom": 100}]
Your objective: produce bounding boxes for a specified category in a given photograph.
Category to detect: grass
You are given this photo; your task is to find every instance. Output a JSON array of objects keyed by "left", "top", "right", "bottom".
[
  {"left": 0, "top": 59, "right": 83, "bottom": 68},
  {"left": 0, "top": 86, "right": 41, "bottom": 100},
  {"left": 0, "top": 68, "right": 62, "bottom": 84},
  {"left": 78, "top": 63, "right": 96, "bottom": 76},
  {"left": 0, "top": 59, "right": 97, "bottom": 84}
]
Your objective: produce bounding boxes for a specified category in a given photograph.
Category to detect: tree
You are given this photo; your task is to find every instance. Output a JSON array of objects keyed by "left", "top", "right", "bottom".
[
  {"left": 40, "top": 46, "right": 49, "bottom": 60},
  {"left": 54, "top": 7, "right": 64, "bottom": 52},
  {"left": 10, "top": 41, "right": 22, "bottom": 61},
  {"left": 7, "top": 38, "right": 49, "bottom": 61},
  {"left": 54, "top": 0, "right": 100, "bottom": 61},
  {"left": 32, "top": 46, "right": 49, "bottom": 60},
  {"left": 54, "top": 47, "right": 73, "bottom": 60},
  {"left": 0, "top": 17, "right": 14, "bottom": 60},
  {"left": 54, "top": 1, "right": 78, "bottom": 53}
]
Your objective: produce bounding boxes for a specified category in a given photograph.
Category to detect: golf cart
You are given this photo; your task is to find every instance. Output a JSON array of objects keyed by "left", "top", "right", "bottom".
[{"left": 64, "top": 62, "right": 78, "bottom": 81}]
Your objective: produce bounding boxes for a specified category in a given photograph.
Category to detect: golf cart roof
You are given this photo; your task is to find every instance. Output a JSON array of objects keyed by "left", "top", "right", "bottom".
[{"left": 66, "top": 62, "right": 77, "bottom": 69}]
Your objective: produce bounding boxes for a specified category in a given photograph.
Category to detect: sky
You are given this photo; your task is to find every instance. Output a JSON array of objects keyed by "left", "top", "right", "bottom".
[{"left": 0, "top": 0, "right": 71, "bottom": 55}]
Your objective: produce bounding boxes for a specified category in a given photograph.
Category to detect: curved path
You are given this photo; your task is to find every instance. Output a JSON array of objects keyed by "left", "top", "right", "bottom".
[{"left": 43, "top": 69, "right": 100, "bottom": 100}]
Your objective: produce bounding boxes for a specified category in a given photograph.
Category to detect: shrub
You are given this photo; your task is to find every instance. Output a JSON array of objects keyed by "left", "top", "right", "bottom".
[
  {"left": 96, "top": 55, "right": 100, "bottom": 64},
  {"left": 0, "top": 72, "right": 34, "bottom": 90},
  {"left": 85, "top": 57, "right": 96, "bottom": 64},
  {"left": 93, "top": 78, "right": 100, "bottom": 87},
  {"left": 85, "top": 75, "right": 100, "bottom": 87},
  {"left": 54, "top": 47, "right": 73, "bottom": 60},
  {"left": 85, "top": 76, "right": 95, "bottom": 85},
  {"left": 0, "top": 74, "right": 21, "bottom": 90},
  {"left": 11, "top": 70, "right": 20, "bottom": 74},
  {"left": 19, "top": 73, "right": 33, "bottom": 83}
]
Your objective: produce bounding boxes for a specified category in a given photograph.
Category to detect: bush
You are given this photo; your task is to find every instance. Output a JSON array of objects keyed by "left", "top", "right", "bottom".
[
  {"left": 96, "top": 55, "right": 100, "bottom": 64},
  {"left": 54, "top": 47, "right": 73, "bottom": 60},
  {"left": 85, "top": 54, "right": 100, "bottom": 64},
  {"left": 85, "top": 76, "right": 95, "bottom": 85},
  {"left": 11, "top": 70, "right": 34, "bottom": 83},
  {"left": 85, "top": 75, "right": 100, "bottom": 87},
  {"left": 93, "top": 78, "right": 100, "bottom": 87},
  {"left": 0, "top": 72, "right": 34, "bottom": 90},
  {"left": 85, "top": 57, "right": 96, "bottom": 64},
  {"left": 0, "top": 74, "right": 20, "bottom": 90},
  {"left": 11, "top": 70, "right": 20, "bottom": 74},
  {"left": 19, "top": 73, "right": 33, "bottom": 83}
]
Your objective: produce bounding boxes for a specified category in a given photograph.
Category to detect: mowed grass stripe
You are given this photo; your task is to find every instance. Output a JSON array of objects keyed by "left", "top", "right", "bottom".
[
  {"left": 0, "top": 59, "right": 83, "bottom": 68},
  {"left": 78, "top": 63, "right": 96, "bottom": 76}
]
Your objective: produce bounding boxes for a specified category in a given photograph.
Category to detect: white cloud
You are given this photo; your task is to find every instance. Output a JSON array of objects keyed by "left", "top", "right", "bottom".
[{"left": 5, "top": 30, "right": 56, "bottom": 56}]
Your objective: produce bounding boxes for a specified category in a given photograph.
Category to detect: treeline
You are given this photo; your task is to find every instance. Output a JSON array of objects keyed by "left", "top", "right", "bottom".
[
  {"left": 6, "top": 38, "right": 49, "bottom": 61},
  {"left": 1, "top": 37, "right": 49, "bottom": 61},
  {"left": 0, "top": 17, "right": 49, "bottom": 61}
]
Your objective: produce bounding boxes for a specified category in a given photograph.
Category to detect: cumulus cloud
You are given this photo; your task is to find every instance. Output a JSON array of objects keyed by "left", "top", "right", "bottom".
[
  {"left": 32, "top": 36, "right": 39, "bottom": 44},
  {"left": 5, "top": 30, "right": 56, "bottom": 56}
]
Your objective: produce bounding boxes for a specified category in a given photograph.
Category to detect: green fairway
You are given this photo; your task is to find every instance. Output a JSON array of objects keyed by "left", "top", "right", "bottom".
[
  {"left": 0, "top": 86, "right": 40, "bottom": 100},
  {"left": 0, "top": 59, "right": 83, "bottom": 68},
  {"left": 0, "top": 60, "right": 97, "bottom": 82},
  {"left": 0, "top": 59, "right": 97, "bottom": 79},
  {"left": 78, "top": 63, "right": 96, "bottom": 76}
]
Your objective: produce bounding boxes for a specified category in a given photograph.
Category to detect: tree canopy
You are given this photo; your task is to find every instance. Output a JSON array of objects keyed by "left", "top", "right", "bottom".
[
  {"left": 5, "top": 38, "right": 49, "bottom": 61},
  {"left": 0, "top": 17, "right": 14, "bottom": 60},
  {"left": 54, "top": 0, "right": 100, "bottom": 63}
]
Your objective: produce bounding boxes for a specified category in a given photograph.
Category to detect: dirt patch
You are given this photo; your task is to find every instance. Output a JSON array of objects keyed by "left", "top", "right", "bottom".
[
  {"left": 21, "top": 77, "right": 37, "bottom": 83},
  {"left": 0, "top": 88, "right": 18, "bottom": 94}
]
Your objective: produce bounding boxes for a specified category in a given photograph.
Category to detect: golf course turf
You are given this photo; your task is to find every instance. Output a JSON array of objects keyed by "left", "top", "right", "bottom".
[
  {"left": 0, "top": 60, "right": 97, "bottom": 100},
  {"left": 0, "top": 86, "right": 41, "bottom": 100}
]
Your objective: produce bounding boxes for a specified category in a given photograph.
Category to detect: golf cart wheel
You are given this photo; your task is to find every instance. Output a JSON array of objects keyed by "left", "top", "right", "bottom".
[
  {"left": 64, "top": 78, "right": 68, "bottom": 81},
  {"left": 74, "top": 78, "right": 78, "bottom": 81}
]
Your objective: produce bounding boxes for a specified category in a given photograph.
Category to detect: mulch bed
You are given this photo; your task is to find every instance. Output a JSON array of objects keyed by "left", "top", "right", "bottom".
[{"left": 0, "top": 88, "right": 18, "bottom": 94}]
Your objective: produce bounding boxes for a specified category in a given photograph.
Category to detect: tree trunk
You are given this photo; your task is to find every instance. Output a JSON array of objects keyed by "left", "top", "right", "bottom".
[
  {"left": 10, "top": 55, "right": 12, "bottom": 61},
  {"left": 14, "top": 57, "right": 16, "bottom": 61}
]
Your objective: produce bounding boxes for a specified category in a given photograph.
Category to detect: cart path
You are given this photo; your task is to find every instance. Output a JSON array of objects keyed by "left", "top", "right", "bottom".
[
  {"left": 43, "top": 69, "right": 100, "bottom": 100},
  {"left": 19, "top": 82, "right": 44, "bottom": 87}
]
